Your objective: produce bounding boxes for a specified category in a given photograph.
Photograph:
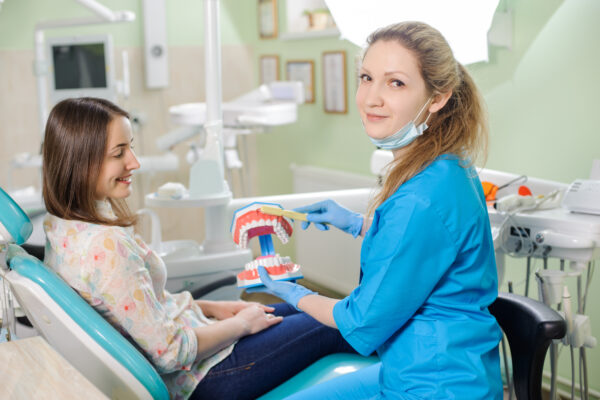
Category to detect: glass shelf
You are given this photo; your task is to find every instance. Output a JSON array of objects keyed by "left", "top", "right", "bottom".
[
  {"left": 280, "top": 27, "right": 340, "bottom": 41},
  {"left": 281, "top": 0, "right": 338, "bottom": 40},
  {"left": 145, "top": 190, "right": 231, "bottom": 208}
]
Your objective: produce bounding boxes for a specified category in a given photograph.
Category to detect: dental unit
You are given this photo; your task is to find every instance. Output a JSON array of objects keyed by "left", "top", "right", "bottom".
[
  {"left": 366, "top": 150, "right": 599, "bottom": 399},
  {"left": 231, "top": 202, "right": 303, "bottom": 288},
  {"left": 477, "top": 169, "right": 598, "bottom": 400},
  {"left": 139, "top": 1, "right": 308, "bottom": 295}
]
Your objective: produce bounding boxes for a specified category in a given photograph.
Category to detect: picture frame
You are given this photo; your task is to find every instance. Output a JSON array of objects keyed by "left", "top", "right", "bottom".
[
  {"left": 354, "top": 53, "right": 363, "bottom": 90},
  {"left": 259, "top": 55, "right": 280, "bottom": 84},
  {"left": 258, "top": 0, "right": 278, "bottom": 39},
  {"left": 322, "top": 51, "right": 347, "bottom": 114},
  {"left": 286, "top": 60, "right": 315, "bottom": 103}
]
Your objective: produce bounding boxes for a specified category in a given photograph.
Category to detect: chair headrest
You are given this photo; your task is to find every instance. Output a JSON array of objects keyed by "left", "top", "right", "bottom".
[{"left": 0, "top": 187, "right": 33, "bottom": 245}]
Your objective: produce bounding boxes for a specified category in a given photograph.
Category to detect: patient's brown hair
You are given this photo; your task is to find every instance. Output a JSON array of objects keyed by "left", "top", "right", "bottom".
[{"left": 42, "top": 97, "right": 136, "bottom": 227}]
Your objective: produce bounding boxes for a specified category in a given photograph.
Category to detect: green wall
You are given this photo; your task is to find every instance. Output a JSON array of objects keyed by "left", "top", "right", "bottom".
[
  {"left": 1, "top": 0, "right": 599, "bottom": 397},
  {"left": 0, "top": 0, "right": 255, "bottom": 49},
  {"left": 251, "top": 0, "right": 599, "bottom": 191},
  {"left": 251, "top": 0, "right": 600, "bottom": 396},
  {"left": 251, "top": 3, "right": 370, "bottom": 195}
]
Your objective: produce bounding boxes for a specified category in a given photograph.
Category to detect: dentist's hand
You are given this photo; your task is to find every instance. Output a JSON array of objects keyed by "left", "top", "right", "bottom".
[
  {"left": 294, "top": 200, "right": 363, "bottom": 237},
  {"left": 247, "top": 266, "right": 316, "bottom": 311}
]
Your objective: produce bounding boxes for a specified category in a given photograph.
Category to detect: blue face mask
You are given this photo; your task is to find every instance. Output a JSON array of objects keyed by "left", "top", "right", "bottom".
[{"left": 369, "top": 98, "right": 432, "bottom": 150}]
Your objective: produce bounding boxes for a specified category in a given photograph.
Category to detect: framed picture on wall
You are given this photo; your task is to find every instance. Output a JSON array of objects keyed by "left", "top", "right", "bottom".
[
  {"left": 354, "top": 53, "right": 362, "bottom": 90},
  {"left": 286, "top": 60, "right": 315, "bottom": 103},
  {"left": 322, "top": 51, "right": 347, "bottom": 113},
  {"left": 258, "top": 0, "right": 277, "bottom": 39},
  {"left": 259, "top": 55, "right": 280, "bottom": 84}
]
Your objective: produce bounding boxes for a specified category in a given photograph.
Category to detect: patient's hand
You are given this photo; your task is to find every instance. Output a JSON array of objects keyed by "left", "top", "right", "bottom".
[
  {"left": 193, "top": 303, "right": 282, "bottom": 359},
  {"left": 234, "top": 304, "right": 283, "bottom": 335},
  {"left": 197, "top": 300, "right": 275, "bottom": 320}
]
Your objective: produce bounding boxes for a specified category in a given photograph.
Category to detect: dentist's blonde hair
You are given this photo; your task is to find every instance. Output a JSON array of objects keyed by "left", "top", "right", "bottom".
[{"left": 366, "top": 21, "right": 488, "bottom": 216}]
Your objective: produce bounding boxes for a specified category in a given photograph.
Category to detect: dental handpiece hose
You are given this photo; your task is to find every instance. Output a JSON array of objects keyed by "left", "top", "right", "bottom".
[
  {"left": 562, "top": 286, "right": 576, "bottom": 400},
  {"left": 549, "top": 333, "right": 557, "bottom": 400},
  {"left": 536, "top": 272, "right": 558, "bottom": 400}
]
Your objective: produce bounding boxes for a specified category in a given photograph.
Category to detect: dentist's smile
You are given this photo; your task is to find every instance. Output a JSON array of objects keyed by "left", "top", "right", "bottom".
[{"left": 366, "top": 113, "right": 388, "bottom": 122}]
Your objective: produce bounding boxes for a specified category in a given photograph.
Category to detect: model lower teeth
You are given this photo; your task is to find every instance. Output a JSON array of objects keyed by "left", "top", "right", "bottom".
[{"left": 231, "top": 202, "right": 303, "bottom": 288}]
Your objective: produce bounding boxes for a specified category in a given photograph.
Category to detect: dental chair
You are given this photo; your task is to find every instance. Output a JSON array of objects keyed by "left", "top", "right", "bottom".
[
  {"left": 258, "top": 292, "right": 566, "bottom": 400},
  {"left": 0, "top": 187, "right": 376, "bottom": 400},
  {"left": 1, "top": 187, "right": 565, "bottom": 400},
  {"left": 0, "top": 187, "right": 169, "bottom": 400}
]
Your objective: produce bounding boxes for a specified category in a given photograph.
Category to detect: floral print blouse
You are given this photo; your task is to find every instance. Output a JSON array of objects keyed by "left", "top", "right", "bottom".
[{"left": 43, "top": 201, "right": 234, "bottom": 400}]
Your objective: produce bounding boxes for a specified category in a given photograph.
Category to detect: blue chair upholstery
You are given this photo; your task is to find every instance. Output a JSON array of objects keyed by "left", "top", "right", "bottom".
[
  {"left": 0, "top": 187, "right": 33, "bottom": 245},
  {"left": 258, "top": 353, "right": 379, "bottom": 399}
]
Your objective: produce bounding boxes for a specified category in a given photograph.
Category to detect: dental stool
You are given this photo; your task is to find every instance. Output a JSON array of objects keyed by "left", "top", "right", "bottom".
[
  {"left": 0, "top": 187, "right": 169, "bottom": 400},
  {"left": 258, "top": 292, "right": 565, "bottom": 400},
  {"left": 490, "top": 292, "right": 565, "bottom": 400}
]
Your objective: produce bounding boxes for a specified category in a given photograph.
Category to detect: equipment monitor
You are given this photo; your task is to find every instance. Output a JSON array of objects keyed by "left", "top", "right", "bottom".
[{"left": 47, "top": 34, "right": 115, "bottom": 103}]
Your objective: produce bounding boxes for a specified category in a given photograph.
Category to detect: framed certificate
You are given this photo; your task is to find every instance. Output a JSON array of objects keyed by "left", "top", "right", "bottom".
[
  {"left": 322, "top": 51, "right": 347, "bottom": 113},
  {"left": 286, "top": 60, "right": 315, "bottom": 103},
  {"left": 259, "top": 55, "right": 280, "bottom": 84},
  {"left": 258, "top": 0, "right": 278, "bottom": 39}
]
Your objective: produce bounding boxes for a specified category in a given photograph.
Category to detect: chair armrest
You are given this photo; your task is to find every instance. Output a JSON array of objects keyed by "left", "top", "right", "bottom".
[
  {"left": 188, "top": 273, "right": 237, "bottom": 299},
  {"left": 490, "top": 292, "right": 566, "bottom": 400}
]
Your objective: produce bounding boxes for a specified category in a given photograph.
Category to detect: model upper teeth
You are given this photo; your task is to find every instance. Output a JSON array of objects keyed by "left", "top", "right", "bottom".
[{"left": 231, "top": 203, "right": 293, "bottom": 248}]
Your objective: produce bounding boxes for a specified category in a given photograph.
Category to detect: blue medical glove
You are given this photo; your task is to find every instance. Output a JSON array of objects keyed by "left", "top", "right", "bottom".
[
  {"left": 246, "top": 266, "right": 316, "bottom": 311},
  {"left": 294, "top": 200, "right": 363, "bottom": 238}
]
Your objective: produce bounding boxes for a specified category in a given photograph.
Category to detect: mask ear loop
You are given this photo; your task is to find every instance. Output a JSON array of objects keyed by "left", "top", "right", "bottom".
[
  {"left": 422, "top": 112, "right": 432, "bottom": 126},
  {"left": 415, "top": 95, "right": 435, "bottom": 126}
]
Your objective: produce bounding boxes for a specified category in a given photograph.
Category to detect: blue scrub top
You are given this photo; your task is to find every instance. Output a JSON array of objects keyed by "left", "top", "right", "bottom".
[{"left": 333, "top": 156, "right": 503, "bottom": 400}]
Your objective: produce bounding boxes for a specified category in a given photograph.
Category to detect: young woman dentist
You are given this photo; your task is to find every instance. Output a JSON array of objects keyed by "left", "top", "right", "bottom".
[
  {"left": 255, "top": 21, "right": 503, "bottom": 399},
  {"left": 41, "top": 97, "right": 355, "bottom": 400}
]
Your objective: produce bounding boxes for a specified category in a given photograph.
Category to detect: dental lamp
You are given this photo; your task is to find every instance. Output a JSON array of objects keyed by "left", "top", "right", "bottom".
[{"left": 74, "top": 0, "right": 135, "bottom": 23}]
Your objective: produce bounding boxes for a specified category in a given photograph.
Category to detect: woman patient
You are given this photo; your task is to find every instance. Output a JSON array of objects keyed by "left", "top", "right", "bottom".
[{"left": 41, "top": 97, "right": 354, "bottom": 400}]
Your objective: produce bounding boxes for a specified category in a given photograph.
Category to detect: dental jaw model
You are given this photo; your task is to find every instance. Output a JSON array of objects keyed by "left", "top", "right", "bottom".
[{"left": 231, "top": 202, "right": 303, "bottom": 288}]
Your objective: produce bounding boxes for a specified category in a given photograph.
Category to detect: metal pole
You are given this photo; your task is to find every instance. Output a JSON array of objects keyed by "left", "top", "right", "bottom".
[
  {"left": 201, "top": 0, "right": 234, "bottom": 253},
  {"left": 204, "top": 0, "right": 223, "bottom": 131},
  {"left": 34, "top": 30, "right": 48, "bottom": 139}
]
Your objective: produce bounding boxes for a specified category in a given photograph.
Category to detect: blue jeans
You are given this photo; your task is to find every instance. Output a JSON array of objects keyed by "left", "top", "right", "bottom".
[{"left": 190, "top": 303, "right": 356, "bottom": 400}]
